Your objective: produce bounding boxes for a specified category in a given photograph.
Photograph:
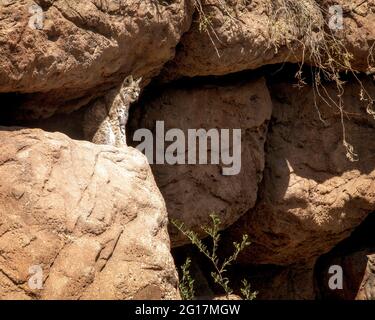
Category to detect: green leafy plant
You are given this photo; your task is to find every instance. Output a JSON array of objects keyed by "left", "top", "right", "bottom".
[
  {"left": 179, "top": 258, "right": 195, "bottom": 300},
  {"left": 172, "top": 214, "right": 258, "bottom": 300},
  {"left": 240, "top": 279, "right": 257, "bottom": 300}
]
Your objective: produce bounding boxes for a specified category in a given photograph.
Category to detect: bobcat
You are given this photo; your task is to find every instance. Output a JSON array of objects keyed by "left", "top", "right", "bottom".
[{"left": 83, "top": 75, "right": 142, "bottom": 148}]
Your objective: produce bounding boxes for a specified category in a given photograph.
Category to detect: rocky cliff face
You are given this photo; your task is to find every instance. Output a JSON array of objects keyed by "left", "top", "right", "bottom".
[
  {"left": 227, "top": 79, "right": 375, "bottom": 266},
  {"left": 0, "top": 0, "right": 375, "bottom": 300}
]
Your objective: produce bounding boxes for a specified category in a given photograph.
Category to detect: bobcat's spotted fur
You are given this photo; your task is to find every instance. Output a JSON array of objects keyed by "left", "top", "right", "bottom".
[{"left": 83, "top": 75, "right": 142, "bottom": 148}]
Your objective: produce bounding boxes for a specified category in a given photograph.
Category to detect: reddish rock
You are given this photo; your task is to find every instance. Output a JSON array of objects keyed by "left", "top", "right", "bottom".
[
  {"left": 129, "top": 77, "right": 272, "bottom": 246},
  {"left": 226, "top": 79, "right": 375, "bottom": 266},
  {"left": 0, "top": 127, "right": 179, "bottom": 300},
  {"left": 0, "top": 0, "right": 194, "bottom": 118}
]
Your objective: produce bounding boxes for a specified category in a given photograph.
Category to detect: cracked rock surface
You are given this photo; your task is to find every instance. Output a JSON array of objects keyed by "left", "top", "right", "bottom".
[
  {"left": 0, "top": 128, "right": 179, "bottom": 299},
  {"left": 225, "top": 80, "right": 375, "bottom": 266},
  {"left": 0, "top": 0, "right": 193, "bottom": 118}
]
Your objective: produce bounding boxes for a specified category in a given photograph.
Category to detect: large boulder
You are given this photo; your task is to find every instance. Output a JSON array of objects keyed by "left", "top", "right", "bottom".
[
  {"left": 160, "top": 0, "right": 307, "bottom": 80},
  {"left": 225, "top": 79, "right": 375, "bottom": 266},
  {"left": 129, "top": 77, "right": 273, "bottom": 246},
  {"left": 160, "top": 0, "right": 375, "bottom": 80},
  {"left": 0, "top": 127, "right": 179, "bottom": 300},
  {"left": 0, "top": 0, "right": 193, "bottom": 118}
]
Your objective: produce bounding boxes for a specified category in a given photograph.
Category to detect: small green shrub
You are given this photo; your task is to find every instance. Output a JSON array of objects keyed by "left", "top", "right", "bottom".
[
  {"left": 179, "top": 258, "right": 195, "bottom": 300},
  {"left": 172, "top": 214, "right": 258, "bottom": 300}
]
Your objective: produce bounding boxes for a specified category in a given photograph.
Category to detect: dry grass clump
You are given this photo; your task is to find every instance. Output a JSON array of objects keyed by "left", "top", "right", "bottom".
[
  {"left": 267, "top": 0, "right": 375, "bottom": 161},
  {"left": 190, "top": 0, "right": 374, "bottom": 161},
  {"left": 193, "top": 0, "right": 243, "bottom": 57}
]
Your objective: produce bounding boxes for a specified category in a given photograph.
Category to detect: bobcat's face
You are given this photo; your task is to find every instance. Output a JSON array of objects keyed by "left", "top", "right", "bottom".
[
  {"left": 121, "top": 75, "right": 142, "bottom": 102},
  {"left": 126, "top": 86, "right": 141, "bottom": 102}
]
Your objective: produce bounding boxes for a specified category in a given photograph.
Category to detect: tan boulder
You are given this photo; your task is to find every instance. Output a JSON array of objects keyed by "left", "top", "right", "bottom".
[
  {"left": 160, "top": 0, "right": 375, "bottom": 80},
  {"left": 0, "top": 0, "right": 194, "bottom": 118},
  {"left": 160, "top": 0, "right": 304, "bottom": 80},
  {"left": 129, "top": 77, "right": 273, "bottom": 246},
  {"left": 225, "top": 79, "right": 375, "bottom": 266},
  {"left": 0, "top": 127, "right": 179, "bottom": 300}
]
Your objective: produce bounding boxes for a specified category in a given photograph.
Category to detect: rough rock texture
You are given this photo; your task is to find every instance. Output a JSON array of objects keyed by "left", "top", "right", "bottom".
[
  {"left": 319, "top": 0, "right": 375, "bottom": 73},
  {"left": 0, "top": 0, "right": 193, "bottom": 118},
  {"left": 0, "top": 127, "right": 179, "bottom": 300},
  {"left": 226, "top": 79, "right": 375, "bottom": 266},
  {"left": 1, "top": 0, "right": 375, "bottom": 301},
  {"left": 255, "top": 264, "right": 316, "bottom": 300},
  {"left": 160, "top": 0, "right": 375, "bottom": 81},
  {"left": 129, "top": 77, "right": 272, "bottom": 246},
  {"left": 160, "top": 0, "right": 304, "bottom": 80}
]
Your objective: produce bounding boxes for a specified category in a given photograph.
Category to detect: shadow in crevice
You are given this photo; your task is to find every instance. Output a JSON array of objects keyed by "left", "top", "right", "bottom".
[
  {"left": 0, "top": 92, "right": 27, "bottom": 126},
  {"left": 0, "top": 93, "right": 85, "bottom": 141}
]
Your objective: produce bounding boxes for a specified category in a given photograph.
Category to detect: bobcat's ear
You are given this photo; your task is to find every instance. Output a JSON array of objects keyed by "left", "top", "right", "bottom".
[
  {"left": 136, "top": 77, "right": 142, "bottom": 86},
  {"left": 123, "top": 75, "right": 133, "bottom": 86}
]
